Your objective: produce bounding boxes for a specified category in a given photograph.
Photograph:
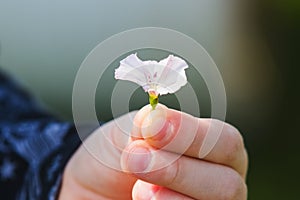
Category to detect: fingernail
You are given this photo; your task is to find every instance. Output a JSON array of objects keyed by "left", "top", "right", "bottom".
[
  {"left": 127, "top": 147, "right": 151, "bottom": 173},
  {"left": 141, "top": 109, "right": 172, "bottom": 139},
  {"left": 133, "top": 181, "right": 160, "bottom": 200},
  {"left": 132, "top": 106, "right": 153, "bottom": 139}
]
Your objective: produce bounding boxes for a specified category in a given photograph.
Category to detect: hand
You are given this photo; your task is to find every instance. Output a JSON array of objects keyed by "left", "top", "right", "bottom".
[{"left": 58, "top": 104, "right": 248, "bottom": 199}]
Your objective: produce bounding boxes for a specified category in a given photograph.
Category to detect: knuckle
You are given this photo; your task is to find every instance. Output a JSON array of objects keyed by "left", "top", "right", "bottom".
[
  {"left": 221, "top": 169, "right": 247, "bottom": 200},
  {"left": 168, "top": 159, "right": 182, "bottom": 185},
  {"left": 223, "top": 124, "right": 244, "bottom": 163},
  {"left": 164, "top": 158, "right": 181, "bottom": 187}
]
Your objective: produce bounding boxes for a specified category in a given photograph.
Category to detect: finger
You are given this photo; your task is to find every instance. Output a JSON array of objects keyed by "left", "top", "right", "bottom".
[
  {"left": 132, "top": 180, "right": 194, "bottom": 200},
  {"left": 132, "top": 104, "right": 247, "bottom": 177},
  {"left": 121, "top": 140, "right": 247, "bottom": 200}
]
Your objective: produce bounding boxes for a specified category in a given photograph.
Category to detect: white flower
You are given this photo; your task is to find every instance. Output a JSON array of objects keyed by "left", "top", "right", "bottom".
[{"left": 115, "top": 53, "right": 188, "bottom": 96}]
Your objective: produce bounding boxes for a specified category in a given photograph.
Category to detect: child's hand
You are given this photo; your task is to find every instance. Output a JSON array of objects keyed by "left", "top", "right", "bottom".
[{"left": 59, "top": 104, "right": 247, "bottom": 200}]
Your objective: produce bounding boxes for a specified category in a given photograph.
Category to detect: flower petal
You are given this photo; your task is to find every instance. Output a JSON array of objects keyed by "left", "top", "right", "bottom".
[
  {"left": 159, "top": 55, "right": 188, "bottom": 77},
  {"left": 115, "top": 54, "right": 148, "bottom": 87},
  {"left": 157, "top": 55, "right": 188, "bottom": 94},
  {"left": 156, "top": 70, "right": 187, "bottom": 95},
  {"left": 120, "top": 53, "right": 145, "bottom": 69}
]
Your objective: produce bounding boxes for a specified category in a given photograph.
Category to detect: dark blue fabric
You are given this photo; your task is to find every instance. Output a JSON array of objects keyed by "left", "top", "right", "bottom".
[{"left": 0, "top": 71, "right": 82, "bottom": 199}]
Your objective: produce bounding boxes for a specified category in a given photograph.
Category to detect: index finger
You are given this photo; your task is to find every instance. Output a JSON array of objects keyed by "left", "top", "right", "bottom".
[{"left": 131, "top": 104, "right": 248, "bottom": 177}]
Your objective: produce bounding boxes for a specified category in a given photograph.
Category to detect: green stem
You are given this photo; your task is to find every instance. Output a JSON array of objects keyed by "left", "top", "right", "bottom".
[{"left": 149, "top": 94, "right": 159, "bottom": 110}]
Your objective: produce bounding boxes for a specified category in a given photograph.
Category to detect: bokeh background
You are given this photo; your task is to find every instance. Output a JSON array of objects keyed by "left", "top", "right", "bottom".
[{"left": 0, "top": 0, "right": 299, "bottom": 199}]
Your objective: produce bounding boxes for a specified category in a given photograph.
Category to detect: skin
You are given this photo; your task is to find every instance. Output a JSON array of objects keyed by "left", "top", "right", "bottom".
[{"left": 58, "top": 104, "right": 248, "bottom": 200}]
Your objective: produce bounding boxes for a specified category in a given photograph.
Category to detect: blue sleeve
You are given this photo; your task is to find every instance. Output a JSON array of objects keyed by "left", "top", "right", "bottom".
[{"left": 0, "top": 71, "right": 82, "bottom": 200}]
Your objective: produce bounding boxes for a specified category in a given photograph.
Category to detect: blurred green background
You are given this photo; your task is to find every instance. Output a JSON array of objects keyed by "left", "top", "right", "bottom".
[{"left": 0, "top": 0, "right": 299, "bottom": 199}]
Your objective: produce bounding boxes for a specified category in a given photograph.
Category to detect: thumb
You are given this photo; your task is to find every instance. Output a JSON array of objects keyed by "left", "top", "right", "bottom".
[
  {"left": 131, "top": 103, "right": 198, "bottom": 154},
  {"left": 84, "top": 111, "right": 137, "bottom": 171}
]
